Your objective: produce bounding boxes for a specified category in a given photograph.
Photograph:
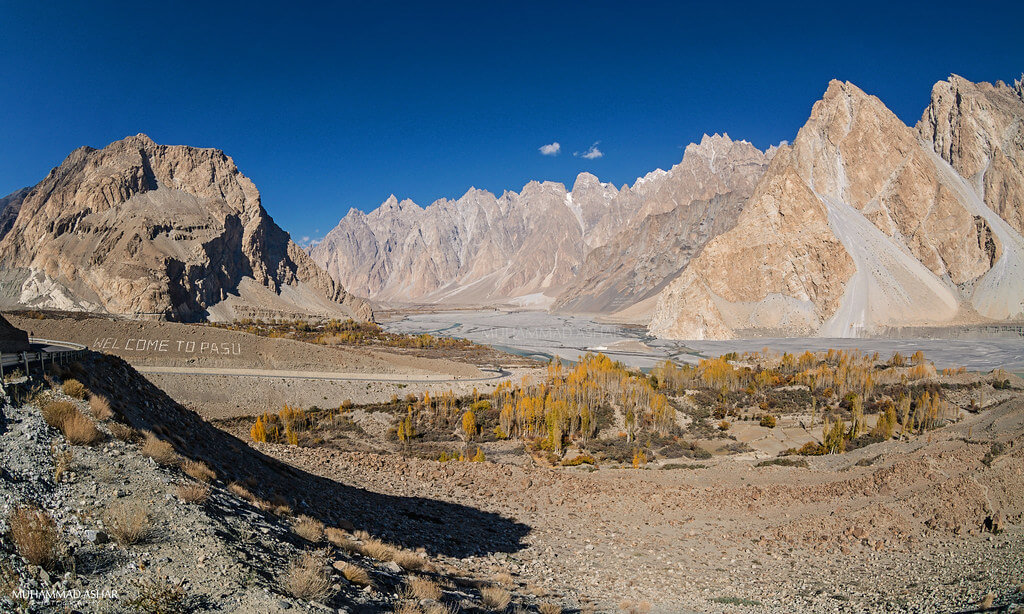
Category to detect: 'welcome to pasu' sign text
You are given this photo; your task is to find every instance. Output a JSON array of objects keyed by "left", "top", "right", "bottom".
[{"left": 92, "top": 338, "right": 243, "bottom": 355}]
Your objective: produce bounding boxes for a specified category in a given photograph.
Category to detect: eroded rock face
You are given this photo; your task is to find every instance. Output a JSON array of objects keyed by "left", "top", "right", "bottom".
[
  {"left": 649, "top": 154, "right": 855, "bottom": 339},
  {"left": 650, "top": 77, "right": 1024, "bottom": 340},
  {"left": 312, "top": 133, "right": 771, "bottom": 310},
  {"left": 0, "top": 135, "right": 370, "bottom": 322},
  {"left": 0, "top": 187, "right": 30, "bottom": 242},
  {"left": 918, "top": 74, "right": 1024, "bottom": 235},
  {"left": 552, "top": 135, "right": 769, "bottom": 316}
]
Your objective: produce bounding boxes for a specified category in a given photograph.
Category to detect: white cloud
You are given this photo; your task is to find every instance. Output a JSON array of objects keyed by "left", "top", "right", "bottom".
[
  {"left": 298, "top": 235, "right": 321, "bottom": 249},
  {"left": 574, "top": 142, "right": 603, "bottom": 159},
  {"left": 538, "top": 142, "right": 561, "bottom": 156}
]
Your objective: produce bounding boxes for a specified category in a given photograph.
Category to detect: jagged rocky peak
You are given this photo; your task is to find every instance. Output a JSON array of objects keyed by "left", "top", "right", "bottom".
[
  {"left": 0, "top": 134, "right": 370, "bottom": 322},
  {"left": 917, "top": 73, "right": 1024, "bottom": 234},
  {"left": 311, "top": 128, "right": 776, "bottom": 309},
  {"left": 648, "top": 75, "right": 1024, "bottom": 340}
]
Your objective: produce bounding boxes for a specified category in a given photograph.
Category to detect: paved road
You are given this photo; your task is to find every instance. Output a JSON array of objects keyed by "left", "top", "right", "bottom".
[{"left": 134, "top": 365, "right": 511, "bottom": 384}]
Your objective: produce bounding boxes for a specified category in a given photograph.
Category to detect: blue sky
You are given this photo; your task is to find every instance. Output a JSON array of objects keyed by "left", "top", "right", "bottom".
[{"left": 1, "top": 1, "right": 1022, "bottom": 245}]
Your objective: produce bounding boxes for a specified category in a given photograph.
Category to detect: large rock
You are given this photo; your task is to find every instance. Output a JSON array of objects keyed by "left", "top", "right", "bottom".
[
  {"left": 0, "top": 135, "right": 371, "bottom": 322},
  {"left": 649, "top": 77, "right": 1024, "bottom": 340}
]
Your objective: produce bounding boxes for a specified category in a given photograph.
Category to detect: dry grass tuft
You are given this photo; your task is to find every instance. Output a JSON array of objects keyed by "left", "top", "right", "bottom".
[
  {"left": 618, "top": 597, "right": 651, "bottom": 614},
  {"left": 326, "top": 527, "right": 361, "bottom": 553},
  {"left": 360, "top": 536, "right": 396, "bottom": 561},
  {"left": 41, "top": 400, "right": 75, "bottom": 429},
  {"left": 538, "top": 603, "right": 562, "bottom": 614},
  {"left": 425, "top": 604, "right": 459, "bottom": 614},
  {"left": 88, "top": 395, "right": 113, "bottom": 421},
  {"left": 338, "top": 561, "right": 373, "bottom": 587},
  {"left": 108, "top": 422, "right": 139, "bottom": 442},
  {"left": 60, "top": 409, "right": 102, "bottom": 445},
  {"left": 8, "top": 506, "right": 60, "bottom": 569},
  {"left": 53, "top": 446, "right": 73, "bottom": 482},
  {"left": 141, "top": 432, "right": 180, "bottom": 466},
  {"left": 182, "top": 459, "right": 216, "bottom": 483},
  {"left": 293, "top": 515, "right": 325, "bottom": 543},
  {"left": 176, "top": 482, "right": 211, "bottom": 504},
  {"left": 103, "top": 499, "right": 154, "bottom": 545},
  {"left": 480, "top": 586, "right": 511, "bottom": 611},
  {"left": 394, "top": 603, "right": 424, "bottom": 614},
  {"left": 61, "top": 379, "right": 87, "bottom": 399},
  {"left": 407, "top": 576, "right": 442, "bottom": 600},
  {"left": 125, "top": 575, "right": 186, "bottom": 613},
  {"left": 227, "top": 482, "right": 256, "bottom": 502},
  {"left": 493, "top": 571, "right": 516, "bottom": 587},
  {"left": 393, "top": 548, "right": 427, "bottom": 571},
  {"left": 285, "top": 551, "right": 333, "bottom": 601}
]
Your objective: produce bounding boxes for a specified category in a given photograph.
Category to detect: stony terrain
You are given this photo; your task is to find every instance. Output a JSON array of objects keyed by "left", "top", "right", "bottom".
[
  {"left": 0, "top": 353, "right": 566, "bottom": 613},
  {"left": 311, "top": 134, "right": 770, "bottom": 312},
  {"left": 650, "top": 75, "right": 1024, "bottom": 339},
  {"left": 0, "top": 134, "right": 370, "bottom": 323},
  {"left": 248, "top": 394, "right": 1024, "bottom": 613},
  {"left": 3, "top": 321, "right": 1024, "bottom": 613}
]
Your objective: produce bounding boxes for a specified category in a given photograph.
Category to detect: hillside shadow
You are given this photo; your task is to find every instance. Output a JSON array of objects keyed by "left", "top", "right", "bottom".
[{"left": 81, "top": 352, "right": 530, "bottom": 558}]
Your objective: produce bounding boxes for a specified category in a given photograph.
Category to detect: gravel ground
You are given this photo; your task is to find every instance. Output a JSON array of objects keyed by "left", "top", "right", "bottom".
[{"left": 263, "top": 400, "right": 1024, "bottom": 613}]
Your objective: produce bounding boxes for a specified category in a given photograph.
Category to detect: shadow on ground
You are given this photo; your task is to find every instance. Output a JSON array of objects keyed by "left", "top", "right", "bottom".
[{"left": 81, "top": 352, "right": 531, "bottom": 559}]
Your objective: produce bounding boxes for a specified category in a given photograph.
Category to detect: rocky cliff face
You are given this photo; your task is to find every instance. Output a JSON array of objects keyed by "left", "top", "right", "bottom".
[
  {"left": 0, "top": 187, "right": 30, "bottom": 242},
  {"left": 312, "top": 134, "right": 770, "bottom": 310},
  {"left": 918, "top": 75, "right": 1024, "bottom": 235},
  {"left": 0, "top": 135, "right": 371, "bottom": 322},
  {"left": 552, "top": 135, "right": 769, "bottom": 316},
  {"left": 649, "top": 77, "right": 1024, "bottom": 340}
]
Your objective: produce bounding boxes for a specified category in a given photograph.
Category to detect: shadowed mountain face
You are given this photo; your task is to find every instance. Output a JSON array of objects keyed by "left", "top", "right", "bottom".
[
  {"left": 0, "top": 187, "right": 30, "bottom": 243},
  {"left": 649, "top": 76, "right": 1024, "bottom": 340},
  {"left": 311, "top": 134, "right": 771, "bottom": 311},
  {"left": 0, "top": 135, "right": 370, "bottom": 322}
]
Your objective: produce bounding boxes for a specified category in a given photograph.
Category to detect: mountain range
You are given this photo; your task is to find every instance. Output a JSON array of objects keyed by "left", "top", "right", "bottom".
[
  {"left": 0, "top": 74, "right": 1020, "bottom": 339},
  {"left": 312, "top": 74, "right": 1024, "bottom": 339}
]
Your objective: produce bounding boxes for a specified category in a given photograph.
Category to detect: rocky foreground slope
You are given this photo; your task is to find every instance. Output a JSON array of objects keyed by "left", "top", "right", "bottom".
[
  {"left": 311, "top": 134, "right": 770, "bottom": 310},
  {"left": 0, "top": 135, "right": 370, "bottom": 322},
  {"left": 649, "top": 75, "right": 1024, "bottom": 339},
  {"left": 0, "top": 353, "right": 560, "bottom": 613}
]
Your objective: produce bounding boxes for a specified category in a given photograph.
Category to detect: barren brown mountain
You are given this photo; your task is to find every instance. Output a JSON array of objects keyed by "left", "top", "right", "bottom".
[
  {"left": 0, "top": 135, "right": 370, "bottom": 322},
  {"left": 650, "top": 76, "right": 1024, "bottom": 339}
]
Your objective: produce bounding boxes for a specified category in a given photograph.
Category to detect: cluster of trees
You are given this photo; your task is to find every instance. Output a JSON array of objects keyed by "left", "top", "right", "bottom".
[
  {"left": 250, "top": 403, "right": 356, "bottom": 445},
  {"left": 213, "top": 318, "right": 472, "bottom": 349},
  {"left": 796, "top": 389, "right": 955, "bottom": 455},
  {"left": 653, "top": 348, "right": 938, "bottom": 401},
  {"left": 489, "top": 354, "right": 674, "bottom": 454},
  {"left": 250, "top": 404, "right": 312, "bottom": 445}
]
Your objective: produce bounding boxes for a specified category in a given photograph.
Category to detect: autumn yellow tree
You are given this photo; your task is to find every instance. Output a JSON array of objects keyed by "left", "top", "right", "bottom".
[{"left": 462, "top": 409, "right": 477, "bottom": 440}]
